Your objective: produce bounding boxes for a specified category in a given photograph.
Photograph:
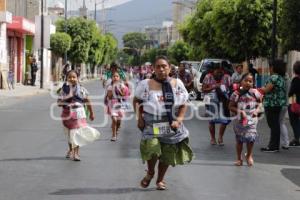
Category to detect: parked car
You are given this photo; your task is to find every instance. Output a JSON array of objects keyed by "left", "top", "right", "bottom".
[{"left": 182, "top": 59, "right": 233, "bottom": 100}]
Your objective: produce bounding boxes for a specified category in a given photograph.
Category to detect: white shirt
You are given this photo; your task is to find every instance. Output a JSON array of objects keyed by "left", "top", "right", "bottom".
[{"left": 134, "top": 79, "right": 189, "bottom": 115}]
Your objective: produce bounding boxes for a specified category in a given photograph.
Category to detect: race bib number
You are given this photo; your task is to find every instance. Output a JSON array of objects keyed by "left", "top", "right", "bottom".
[
  {"left": 153, "top": 122, "right": 174, "bottom": 137},
  {"left": 71, "top": 107, "right": 86, "bottom": 119}
]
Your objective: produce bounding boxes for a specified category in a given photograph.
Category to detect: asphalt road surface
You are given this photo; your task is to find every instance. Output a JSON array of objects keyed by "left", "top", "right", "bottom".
[{"left": 0, "top": 80, "right": 299, "bottom": 200}]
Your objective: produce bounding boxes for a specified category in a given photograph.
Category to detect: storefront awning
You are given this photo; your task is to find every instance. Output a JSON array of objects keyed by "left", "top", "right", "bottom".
[{"left": 7, "top": 16, "right": 35, "bottom": 35}]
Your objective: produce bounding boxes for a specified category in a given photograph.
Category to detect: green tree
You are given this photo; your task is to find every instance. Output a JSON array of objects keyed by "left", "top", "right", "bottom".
[
  {"left": 167, "top": 41, "right": 190, "bottom": 64},
  {"left": 122, "top": 32, "right": 148, "bottom": 65},
  {"left": 180, "top": 0, "right": 224, "bottom": 60},
  {"left": 101, "top": 33, "right": 118, "bottom": 65},
  {"left": 140, "top": 48, "right": 168, "bottom": 64},
  {"left": 122, "top": 32, "right": 147, "bottom": 50},
  {"left": 116, "top": 50, "right": 131, "bottom": 66},
  {"left": 50, "top": 32, "right": 71, "bottom": 56},
  {"left": 279, "top": 0, "right": 300, "bottom": 52},
  {"left": 181, "top": 0, "right": 274, "bottom": 62},
  {"left": 56, "top": 17, "right": 97, "bottom": 65},
  {"left": 88, "top": 34, "right": 105, "bottom": 75},
  {"left": 50, "top": 32, "right": 72, "bottom": 81}
]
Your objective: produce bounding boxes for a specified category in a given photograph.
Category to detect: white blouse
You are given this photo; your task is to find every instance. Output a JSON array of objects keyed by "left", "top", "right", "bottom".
[{"left": 134, "top": 79, "right": 189, "bottom": 115}]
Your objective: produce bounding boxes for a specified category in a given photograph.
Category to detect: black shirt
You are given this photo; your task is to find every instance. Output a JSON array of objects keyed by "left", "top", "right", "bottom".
[{"left": 288, "top": 76, "right": 300, "bottom": 103}]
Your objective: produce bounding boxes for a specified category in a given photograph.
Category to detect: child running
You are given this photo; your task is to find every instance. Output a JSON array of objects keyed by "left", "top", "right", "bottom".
[
  {"left": 106, "top": 72, "right": 128, "bottom": 141},
  {"left": 57, "top": 70, "right": 100, "bottom": 161},
  {"left": 229, "top": 73, "right": 263, "bottom": 166}
]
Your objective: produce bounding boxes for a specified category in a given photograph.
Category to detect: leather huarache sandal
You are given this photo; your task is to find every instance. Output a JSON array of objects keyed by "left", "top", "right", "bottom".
[{"left": 140, "top": 171, "right": 154, "bottom": 188}]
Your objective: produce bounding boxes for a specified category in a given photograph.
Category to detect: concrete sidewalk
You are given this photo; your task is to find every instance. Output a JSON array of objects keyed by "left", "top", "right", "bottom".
[
  {"left": 0, "top": 79, "right": 98, "bottom": 100},
  {"left": 0, "top": 84, "right": 50, "bottom": 99}
]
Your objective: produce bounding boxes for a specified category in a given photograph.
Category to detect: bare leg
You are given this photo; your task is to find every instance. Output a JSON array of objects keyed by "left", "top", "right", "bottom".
[
  {"left": 156, "top": 161, "right": 169, "bottom": 190},
  {"left": 65, "top": 143, "right": 72, "bottom": 158},
  {"left": 73, "top": 146, "right": 80, "bottom": 161},
  {"left": 235, "top": 141, "right": 243, "bottom": 166},
  {"left": 140, "top": 156, "right": 157, "bottom": 188},
  {"left": 246, "top": 142, "right": 254, "bottom": 166},
  {"left": 147, "top": 156, "right": 158, "bottom": 175},
  {"left": 111, "top": 117, "right": 117, "bottom": 140},
  {"left": 209, "top": 123, "right": 216, "bottom": 144},
  {"left": 156, "top": 161, "right": 169, "bottom": 183},
  {"left": 74, "top": 146, "right": 79, "bottom": 156},
  {"left": 218, "top": 124, "right": 227, "bottom": 144},
  {"left": 116, "top": 120, "right": 121, "bottom": 133}
]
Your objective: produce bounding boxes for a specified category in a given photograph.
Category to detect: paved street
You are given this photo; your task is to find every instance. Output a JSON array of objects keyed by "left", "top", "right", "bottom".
[{"left": 0, "top": 80, "right": 299, "bottom": 200}]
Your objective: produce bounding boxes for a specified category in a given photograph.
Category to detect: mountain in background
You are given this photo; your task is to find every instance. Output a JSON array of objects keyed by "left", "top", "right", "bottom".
[
  {"left": 102, "top": 0, "right": 173, "bottom": 47},
  {"left": 58, "top": 0, "right": 173, "bottom": 47}
]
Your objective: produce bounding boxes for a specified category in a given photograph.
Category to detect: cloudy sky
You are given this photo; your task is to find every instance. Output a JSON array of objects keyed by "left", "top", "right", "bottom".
[{"left": 48, "top": 0, "right": 133, "bottom": 10}]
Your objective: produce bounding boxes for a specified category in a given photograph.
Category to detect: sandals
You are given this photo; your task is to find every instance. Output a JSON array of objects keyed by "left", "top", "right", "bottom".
[
  {"left": 110, "top": 136, "right": 117, "bottom": 142},
  {"left": 140, "top": 172, "right": 154, "bottom": 188},
  {"left": 156, "top": 181, "right": 167, "bottom": 190}
]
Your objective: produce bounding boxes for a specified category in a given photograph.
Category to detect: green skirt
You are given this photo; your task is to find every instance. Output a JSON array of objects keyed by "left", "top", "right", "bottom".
[{"left": 140, "top": 138, "right": 194, "bottom": 166}]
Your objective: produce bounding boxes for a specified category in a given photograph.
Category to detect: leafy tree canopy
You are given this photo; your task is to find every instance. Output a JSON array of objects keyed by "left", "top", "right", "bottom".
[
  {"left": 50, "top": 32, "right": 71, "bottom": 56},
  {"left": 180, "top": 0, "right": 273, "bottom": 62},
  {"left": 167, "top": 40, "right": 190, "bottom": 65},
  {"left": 122, "top": 32, "right": 147, "bottom": 50},
  {"left": 279, "top": 0, "right": 300, "bottom": 52}
]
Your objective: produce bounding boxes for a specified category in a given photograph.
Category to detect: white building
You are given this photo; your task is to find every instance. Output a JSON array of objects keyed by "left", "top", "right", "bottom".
[
  {"left": 0, "top": 0, "right": 12, "bottom": 89},
  {"left": 172, "top": 0, "right": 197, "bottom": 41}
]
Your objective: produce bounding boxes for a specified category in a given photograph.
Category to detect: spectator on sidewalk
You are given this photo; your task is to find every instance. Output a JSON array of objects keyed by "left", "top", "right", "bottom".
[
  {"left": 288, "top": 61, "right": 300, "bottom": 147},
  {"left": 31, "top": 58, "right": 38, "bottom": 86},
  {"left": 279, "top": 73, "right": 291, "bottom": 150},
  {"left": 259, "top": 60, "right": 287, "bottom": 152},
  {"left": 7, "top": 70, "right": 14, "bottom": 90}
]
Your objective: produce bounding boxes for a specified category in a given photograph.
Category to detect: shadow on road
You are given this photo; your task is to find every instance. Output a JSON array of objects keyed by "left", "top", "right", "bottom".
[
  {"left": 281, "top": 168, "right": 300, "bottom": 188},
  {"left": 49, "top": 187, "right": 156, "bottom": 195},
  {"left": 0, "top": 156, "right": 65, "bottom": 162}
]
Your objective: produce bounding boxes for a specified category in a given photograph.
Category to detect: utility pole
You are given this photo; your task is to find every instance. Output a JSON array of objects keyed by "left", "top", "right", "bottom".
[
  {"left": 64, "top": 0, "right": 68, "bottom": 64},
  {"left": 94, "top": 1, "right": 97, "bottom": 20},
  {"left": 102, "top": 0, "right": 106, "bottom": 33},
  {"left": 271, "top": 0, "right": 277, "bottom": 63},
  {"left": 40, "top": 0, "right": 44, "bottom": 89}
]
